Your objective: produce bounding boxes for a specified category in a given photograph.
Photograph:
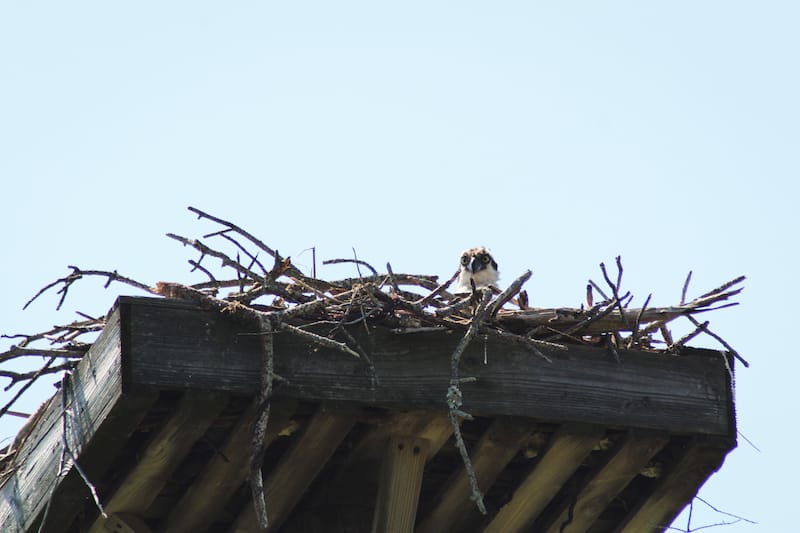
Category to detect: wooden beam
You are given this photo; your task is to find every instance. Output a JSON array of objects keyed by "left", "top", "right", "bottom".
[
  {"left": 0, "top": 309, "right": 158, "bottom": 533},
  {"left": 163, "top": 400, "right": 297, "bottom": 533},
  {"left": 88, "top": 391, "right": 228, "bottom": 533},
  {"left": 371, "top": 436, "right": 429, "bottom": 533},
  {"left": 540, "top": 432, "right": 669, "bottom": 533},
  {"left": 277, "top": 410, "right": 453, "bottom": 532},
  {"left": 614, "top": 437, "right": 729, "bottom": 533},
  {"left": 416, "top": 417, "right": 535, "bottom": 533},
  {"left": 229, "top": 406, "right": 357, "bottom": 533},
  {"left": 119, "top": 296, "right": 735, "bottom": 437},
  {"left": 482, "top": 424, "right": 604, "bottom": 533}
]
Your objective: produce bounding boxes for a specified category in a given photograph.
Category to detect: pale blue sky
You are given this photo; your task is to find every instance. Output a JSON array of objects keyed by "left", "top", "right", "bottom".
[{"left": 2, "top": 2, "right": 798, "bottom": 530}]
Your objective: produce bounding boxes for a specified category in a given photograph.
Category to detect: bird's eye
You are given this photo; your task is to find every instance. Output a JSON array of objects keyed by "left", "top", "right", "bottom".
[
  {"left": 482, "top": 255, "right": 491, "bottom": 264},
  {"left": 461, "top": 255, "right": 470, "bottom": 265}
]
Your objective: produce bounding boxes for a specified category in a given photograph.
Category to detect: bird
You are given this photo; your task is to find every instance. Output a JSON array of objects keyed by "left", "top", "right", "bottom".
[{"left": 455, "top": 247, "right": 499, "bottom": 294}]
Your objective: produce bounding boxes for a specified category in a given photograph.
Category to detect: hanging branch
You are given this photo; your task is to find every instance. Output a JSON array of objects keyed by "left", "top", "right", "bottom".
[
  {"left": 249, "top": 317, "right": 275, "bottom": 531},
  {"left": 446, "top": 288, "right": 493, "bottom": 515}
]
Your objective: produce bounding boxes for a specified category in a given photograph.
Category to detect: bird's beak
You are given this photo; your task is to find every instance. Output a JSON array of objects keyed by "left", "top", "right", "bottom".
[{"left": 471, "top": 257, "right": 484, "bottom": 273}]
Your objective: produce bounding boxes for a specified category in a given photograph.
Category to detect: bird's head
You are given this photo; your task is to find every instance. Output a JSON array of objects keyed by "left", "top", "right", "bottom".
[{"left": 456, "top": 247, "right": 499, "bottom": 293}]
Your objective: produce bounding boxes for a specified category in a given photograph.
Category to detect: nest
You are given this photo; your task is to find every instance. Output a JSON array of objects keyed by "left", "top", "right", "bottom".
[{"left": 0, "top": 206, "right": 746, "bottom": 524}]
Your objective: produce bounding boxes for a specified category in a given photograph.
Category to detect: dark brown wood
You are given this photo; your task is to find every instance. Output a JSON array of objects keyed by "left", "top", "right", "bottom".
[
  {"left": 88, "top": 391, "right": 228, "bottom": 533},
  {"left": 540, "top": 432, "right": 669, "bottom": 533},
  {"left": 230, "top": 406, "right": 358, "bottom": 533},
  {"left": 371, "top": 436, "right": 429, "bottom": 533},
  {"left": 416, "top": 418, "right": 535, "bottom": 533},
  {"left": 279, "top": 410, "right": 453, "bottom": 533},
  {"left": 119, "top": 296, "right": 735, "bottom": 437},
  {"left": 482, "top": 424, "right": 605, "bottom": 533},
  {"left": 105, "top": 513, "right": 154, "bottom": 533},
  {"left": 0, "top": 309, "right": 158, "bottom": 533},
  {"left": 163, "top": 400, "right": 297, "bottom": 533},
  {"left": 614, "top": 437, "right": 729, "bottom": 533}
]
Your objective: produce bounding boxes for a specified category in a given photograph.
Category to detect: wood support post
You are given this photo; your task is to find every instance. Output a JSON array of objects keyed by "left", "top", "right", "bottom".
[{"left": 371, "top": 436, "right": 429, "bottom": 533}]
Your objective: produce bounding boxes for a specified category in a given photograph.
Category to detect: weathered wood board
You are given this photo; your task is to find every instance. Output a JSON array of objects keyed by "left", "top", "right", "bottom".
[{"left": 120, "top": 296, "right": 735, "bottom": 437}]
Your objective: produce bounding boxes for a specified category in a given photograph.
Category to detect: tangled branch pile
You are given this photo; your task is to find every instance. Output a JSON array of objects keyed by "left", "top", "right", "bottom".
[{"left": 0, "top": 206, "right": 746, "bottom": 526}]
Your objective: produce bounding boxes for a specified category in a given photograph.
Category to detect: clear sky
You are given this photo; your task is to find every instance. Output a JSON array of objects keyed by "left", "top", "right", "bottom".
[{"left": 1, "top": 2, "right": 797, "bottom": 530}]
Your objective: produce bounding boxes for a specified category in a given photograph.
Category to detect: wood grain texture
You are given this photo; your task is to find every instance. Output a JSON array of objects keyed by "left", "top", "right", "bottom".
[
  {"left": 0, "top": 309, "right": 157, "bottom": 533},
  {"left": 482, "top": 424, "right": 605, "bottom": 533},
  {"left": 120, "top": 296, "right": 735, "bottom": 437},
  {"left": 88, "top": 391, "right": 228, "bottom": 533},
  {"left": 163, "top": 400, "right": 297, "bottom": 533},
  {"left": 541, "top": 432, "right": 669, "bottom": 533},
  {"left": 371, "top": 437, "right": 429, "bottom": 533},
  {"left": 614, "top": 437, "right": 729, "bottom": 533}
]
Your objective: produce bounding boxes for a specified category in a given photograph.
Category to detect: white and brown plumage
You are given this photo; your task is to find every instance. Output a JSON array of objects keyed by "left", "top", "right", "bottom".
[{"left": 455, "top": 247, "right": 499, "bottom": 294}]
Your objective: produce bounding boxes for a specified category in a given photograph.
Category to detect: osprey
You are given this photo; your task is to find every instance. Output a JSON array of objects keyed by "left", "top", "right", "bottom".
[{"left": 455, "top": 247, "right": 499, "bottom": 294}]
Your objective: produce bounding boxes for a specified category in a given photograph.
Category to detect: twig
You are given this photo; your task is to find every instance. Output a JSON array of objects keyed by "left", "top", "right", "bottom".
[
  {"left": 189, "top": 259, "right": 219, "bottom": 287},
  {"left": 435, "top": 297, "right": 474, "bottom": 317},
  {"left": 0, "top": 346, "right": 88, "bottom": 364},
  {"left": 488, "top": 329, "right": 557, "bottom": 363},
  {"left": 217, "top": 233, "right": 269, "bottom": 276},
  {"left": 249, "top": 317, "right": 274, "bottom": 530},
  {"left": 681, "top": 271, "right": 693, "bottom": 305},
  {"left": 686, "top": 316, "right": 750, "bottom": 368},
  {"left": 187, "top": 206, "right": 306, "bottom": 279},
  {"left": 0, "top": 357, "right": 58, "bottom": 418},
  {"left": 446, "top": 288, "right": 492, "bottom": 515},
  {"left": 673, "top": 321, "right": 709, "bottom": 349},
  {"left": 486, "top": 270, "right": 532, "bottom": 317},
  {"left": 588, "top": 280, "right": 609, "bottom": 302},
  {"left": 696, "top": 275, "right": 747, "bottom": 301},
  {"left": 322, "top": 257, "right": 378, "bottom": 277},
  {"left": 416, "top": 269, "right": 460, "bottom": 308},
  {"left": 1, "top": 362, "right": 78, "bottom": 389},
  {"left": 24, "top": 267, "right": 154, "bottom": 311},
  {"left": 628, "top": 293, "right": 652, "bottom": 348},
  {"left": 544, "top": 294, "right": 629, "bottom": 342},
  {"left": 276, "top": 322, "right": 361, "bottom": 359},
  {"left": 167, "top": 233, "right": 262, "bottom": 283},
  {"left": 384, "top": 262, "right": 401, "bottom": 294},
  {"left": 600, "top": 258, "right": 628, "bottom": 326}
]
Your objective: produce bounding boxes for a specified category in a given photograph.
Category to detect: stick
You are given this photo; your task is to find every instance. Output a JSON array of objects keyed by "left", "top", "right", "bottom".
[
  {"left": 187, "top": 206, "right": 307, "bottom": 279},
  {"left": 680, "top": 271, "right": 693, "bottom": 305},
  {"left": 24, "top": 267, "right": 153, "bottom": 311},
  {"left": 446, "top": 288, "right": 492, "bottom": 515},
  {"left": 416, "top": 269, "right": 460, "bottom": 307},
  {"left": 686, "top": 316, "right": 750, "bottom": 368},
  {"left": 249, "top": 317, "right": 274, "bottom": 530},
  {"left": 486, "top": 270, "right": 532, "bottom": 317},
  {"left": 322, "top": 258, "right": 378, "bottom": 277}
]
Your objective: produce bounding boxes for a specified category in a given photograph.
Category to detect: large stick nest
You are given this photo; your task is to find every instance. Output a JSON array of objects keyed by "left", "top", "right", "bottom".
[{"left": 0, "top": 206, "right": 746, "bottom": 521}]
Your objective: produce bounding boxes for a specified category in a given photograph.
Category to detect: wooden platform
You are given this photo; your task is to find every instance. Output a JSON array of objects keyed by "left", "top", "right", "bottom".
[{"left": 0, "top": 296, "right": 737, "bottom": 533}]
